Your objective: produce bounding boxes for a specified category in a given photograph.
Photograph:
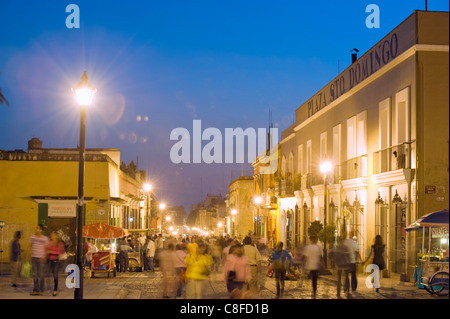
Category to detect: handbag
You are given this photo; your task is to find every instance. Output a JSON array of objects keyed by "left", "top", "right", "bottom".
[{"left": 21, "top": 262, "right": 31, "bottom": 278}]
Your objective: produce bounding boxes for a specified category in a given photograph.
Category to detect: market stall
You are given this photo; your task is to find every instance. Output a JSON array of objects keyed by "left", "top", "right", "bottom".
[
  {"left": 81, "top": 223, "right": 129, "bottom": 278},
  {"left": 406, "top": 209, "right": 449, "bottom": 296}
]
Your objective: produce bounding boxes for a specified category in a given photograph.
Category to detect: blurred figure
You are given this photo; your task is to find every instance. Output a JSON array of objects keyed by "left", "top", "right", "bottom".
[
  {"left": 222, "top": 238, "right": 240, "bottom": 264},
  {"left": 242, "top": 236, "right": 263, "bottom": 292},
  {"left": 303, "top": 236, "right": 323, "bottom": 299},
  {"left": 187, "top": 236, "right": 198, "bottom": 257},
  {"left": 26, "top": 224, "right": 49, "bottom": 296},
  {"left": 155, "top": 234, "right": 164, "bottom": 267},
  {"left": 343, "top": 232, "right": 362, "bottom": 294},
  {"left": 223, "top": 244, "right": 251, "bottom": 296},
  {"left": 145, "top": 236, "right": 156, "bottom": 272},
  {"left": 185, "top": 243, "right": 213, "bottom": 299},
  {"left": 209, "top": 240, "right": 222, "bottom": 273},
  {"left": 160, "top": 243, "right": 176, "bottom": 298},
  {"left": 329, "top": 237, "right": 350, "bottom": 298},
  {"left": 363, "top": 235, "right": 386, "bottom": 292},
  {"left": 271, "top": 242, "right": 292, "bottom": 298},
  {"left": 47, "top": 231, "right": 65, "bottom": 296},
  {"left": 119, "top": 237, "right": 130, "bottom": 272},
  {"left": 173, "top": 244, "right": 187, "bottom": 298},
  {"left": 291, "top": 245, "right": 306, "bottom": 288},
  {"left": 10, "top": 231, "right": 23, "bottom": 288}
]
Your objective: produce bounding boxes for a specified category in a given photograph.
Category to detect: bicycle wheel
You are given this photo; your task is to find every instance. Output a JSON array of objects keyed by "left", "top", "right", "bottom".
[{"left": 430, "top": 271, "right": 449, "bottom": 296}]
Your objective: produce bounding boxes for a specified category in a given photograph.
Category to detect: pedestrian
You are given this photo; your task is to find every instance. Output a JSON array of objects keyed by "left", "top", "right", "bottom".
[
  {"left": 363, "top": 235, "right": 386, "bottom": 292},
  {"left": 119, "top": 237, "right": 130, "bottom": 272},
  {"left": 242, "top": 236, "right": 263, "bottom": 292},
  {"left": 155, "top": 234, "right": 164, "bottom": 267},
  {"left": 142, "top": 237, "right": 149, "bottom": 271},
  {"left": 10, "top": 231, "right": 23, "bottom": 288},
  {"left": 47, "top": 231, "right": 65, "bottom": 296},
  {"left": 329, "top": 237, "right": 351, "bottom": 298},
  {"left": 146, "top": 236, "right": 156, "bottom": 272},
  {"left": 271, "top": 241, "right": 293, "bottom": 298},
  {"left": 223, "top": 243, "right": 251, "bottom": 297},
  {"left": 26, "top": 224, "right": 50, "bottom": 295},
  {"left": 303, "top": 236, "right": 323, "bottom": 299},
  {"left": 343, "top": 232, "right": 362, "bottom": 295},
  {"left": 173, "top": 243, "right": 188, "bottom": 298},
  {"left": 209, "top": 239, "right": 222, "bottom": 273},
  {"left": 185, "top": 243, "right": 213, "bottom": 299}
]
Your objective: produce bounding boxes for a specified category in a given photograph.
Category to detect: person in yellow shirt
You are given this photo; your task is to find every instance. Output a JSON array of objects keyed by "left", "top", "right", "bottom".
[{"left": 185, "top": 242, "right": 213, "bottom": 299}]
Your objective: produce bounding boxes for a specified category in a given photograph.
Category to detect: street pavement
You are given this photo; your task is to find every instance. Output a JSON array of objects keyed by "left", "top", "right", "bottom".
[{"left": 0, "top": 261, "right": 446, "bottom": 300}]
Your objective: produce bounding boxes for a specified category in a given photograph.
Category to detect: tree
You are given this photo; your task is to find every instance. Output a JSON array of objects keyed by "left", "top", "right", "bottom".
[{"left": 307, "top": 220, "right": 323, "bottom": 238}]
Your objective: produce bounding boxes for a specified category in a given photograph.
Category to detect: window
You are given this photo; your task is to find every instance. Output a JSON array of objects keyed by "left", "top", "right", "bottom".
[
  {"left": 333, "top": 124, "right": 341, "bottom": 182},
  {"left": 394, "top": 87, "right": 410, "bottom": 145},
  {"left": 306, "top": 140, "right": 312, "bottom": 174},
  {"left": 347, "top": 116, "right": 356, "bottom": 159},
  {"left": 298, "top": 144, "right": 304, "bottom": 175},
  {"left": 379, "top": 97, "right": 391, "bottom": 149}
]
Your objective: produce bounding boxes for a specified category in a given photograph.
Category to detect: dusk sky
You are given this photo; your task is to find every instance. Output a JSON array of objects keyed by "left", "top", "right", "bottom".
[{"left": 1, "top": 1, "right": 448, "bottom": 213}]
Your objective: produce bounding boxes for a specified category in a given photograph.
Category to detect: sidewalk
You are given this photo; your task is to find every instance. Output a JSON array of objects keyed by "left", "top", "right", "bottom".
[{"left": 0, "top": 272, "right": 126, "bottom": 299}]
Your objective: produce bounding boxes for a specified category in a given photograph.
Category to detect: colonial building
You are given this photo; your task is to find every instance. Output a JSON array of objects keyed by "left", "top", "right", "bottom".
[
  {"left": 262, "top": 10, "right": 448, "bottom": 280},
  {"left": 226, "top": 176, "right": 255, "bottom": 239},
  {"left": 0, "top": 138, "right": 146, "bottom": 261}
]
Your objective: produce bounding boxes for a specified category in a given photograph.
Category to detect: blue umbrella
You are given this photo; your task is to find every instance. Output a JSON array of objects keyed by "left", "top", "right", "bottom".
[{"left": 406, "top": 209, "right": 449, "bottom": 231}]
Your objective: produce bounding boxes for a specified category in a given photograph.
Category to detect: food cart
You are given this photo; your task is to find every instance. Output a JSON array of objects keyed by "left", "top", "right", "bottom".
[
  {"left": 406, "top": 209, "right": 449, "bottom": 296},
  {"left": 82, "top": 223, "right": 129, "bottom": 278}
]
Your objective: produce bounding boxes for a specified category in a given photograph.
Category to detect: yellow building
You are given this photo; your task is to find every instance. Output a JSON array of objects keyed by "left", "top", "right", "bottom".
[
  {"left": 275, "top": 10, "right": 448, "bottom": 281},
  {"left": 0, "top": 138, "right": 144, "bottom": 263},
  {"left": 227, "top": 176, "right": 255, "bottom": 239}
]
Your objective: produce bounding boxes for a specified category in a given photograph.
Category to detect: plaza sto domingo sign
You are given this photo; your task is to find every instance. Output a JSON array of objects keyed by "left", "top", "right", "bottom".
[
  {"left": 300, "top": 13, "right": 418, "bottom": 121},
  {"left": 307, "top": 33, "right": 399, "bottom": 118}
]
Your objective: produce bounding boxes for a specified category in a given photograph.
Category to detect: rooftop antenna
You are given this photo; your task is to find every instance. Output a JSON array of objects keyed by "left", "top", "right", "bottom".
[
  {"left": 351, "top": 48, "right": 359, "bottom": 64},
  {"left": 425, "top": 0, "right": 428, "bottom": 11}
]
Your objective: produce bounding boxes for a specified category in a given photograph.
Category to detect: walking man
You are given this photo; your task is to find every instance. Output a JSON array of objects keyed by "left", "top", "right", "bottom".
[{"left": 27, "top": 224, "right": 49, "bottom": 295}]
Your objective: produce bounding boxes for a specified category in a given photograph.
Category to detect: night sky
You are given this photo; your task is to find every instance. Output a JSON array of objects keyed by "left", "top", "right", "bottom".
[{"left": 1, "top": 1, "right": 448, "bottom": 213}]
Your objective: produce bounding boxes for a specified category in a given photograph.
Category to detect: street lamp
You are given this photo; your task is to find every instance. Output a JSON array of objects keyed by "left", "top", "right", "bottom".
[
  {"left": 72, "top": 71, "right": 96, "bottom": 300},
  {"left": 320, "top": 161, "right": 332, "bottom": 268},
  {"left": 143, "top": 183, "right": 152, "bottom": 229}
]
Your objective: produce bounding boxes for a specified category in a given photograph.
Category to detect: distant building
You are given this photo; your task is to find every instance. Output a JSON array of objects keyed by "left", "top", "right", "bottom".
[
  {"left": 227, "top": 176, "right": 255, "bottom": 239},
  {"left": 188, "top": 194, "right": 226, "bottom": 236}
]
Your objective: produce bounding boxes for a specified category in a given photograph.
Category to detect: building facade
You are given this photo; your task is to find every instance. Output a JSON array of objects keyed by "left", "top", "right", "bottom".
[
  {"left": 259, "top": 11, "right": 448, "bottom": 280},
  {"left": 227, "top": 177, "right": 255, "bottom": 239},
  {"left": 0, "top": 138, "right": 145, "bottom": 261}
]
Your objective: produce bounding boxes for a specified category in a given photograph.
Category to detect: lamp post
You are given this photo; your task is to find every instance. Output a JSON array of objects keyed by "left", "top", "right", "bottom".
[
  {"left": 231, "top": 209, "right": 237, "bottom": 237},
  {"left": 320, "top": 161, "right": 332, "bottom": 268},
  {"left": 72, "top": 71, "right": 96, "bottom": 299},
  {"left": 143, "top": 183, "right": 152, "bottom": 229}
]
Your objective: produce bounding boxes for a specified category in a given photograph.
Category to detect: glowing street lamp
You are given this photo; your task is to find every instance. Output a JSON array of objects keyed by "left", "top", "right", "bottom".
[{"left": 72, "top": 71, "right": 96, "bottom": 300}]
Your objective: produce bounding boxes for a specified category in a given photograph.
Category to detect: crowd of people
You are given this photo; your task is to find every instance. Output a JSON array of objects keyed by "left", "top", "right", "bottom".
[{"left": 8, "top": 224, "right": 388, "bottom": 299}]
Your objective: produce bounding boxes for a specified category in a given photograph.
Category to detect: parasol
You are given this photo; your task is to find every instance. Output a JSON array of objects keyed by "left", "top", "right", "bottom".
[
  {"left": 78, "top": 223, "right": 129, "bottom": 239},
  {"left": 405, "top": 209, "right": 449, "bottom": 231}
]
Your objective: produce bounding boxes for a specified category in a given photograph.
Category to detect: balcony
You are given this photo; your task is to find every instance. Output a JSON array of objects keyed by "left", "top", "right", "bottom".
[
  {"left": 373, "top": 142, "right": 413, "bottom": 175},
  {"left": 281, "top": 174, "right": 293, "bottom": 196},
  {"left": 342, "top": 155, "right": 368, "bottom": 180}
]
